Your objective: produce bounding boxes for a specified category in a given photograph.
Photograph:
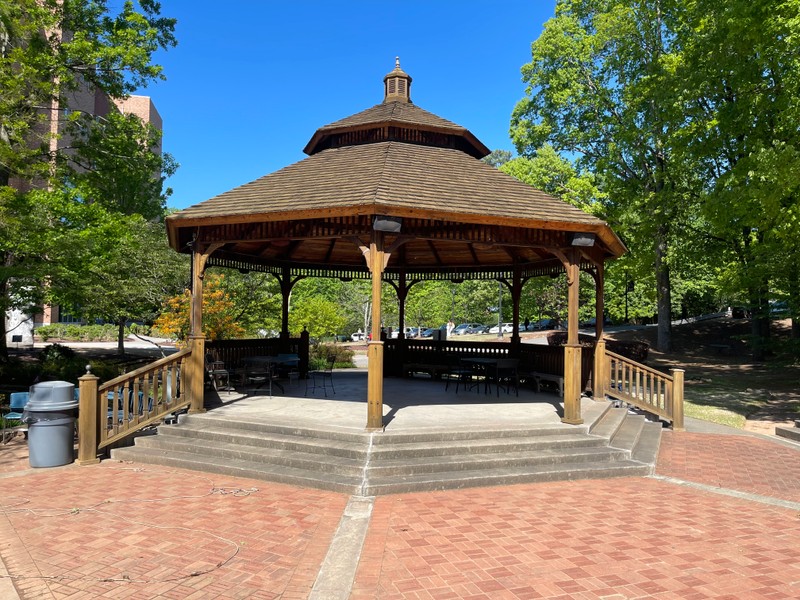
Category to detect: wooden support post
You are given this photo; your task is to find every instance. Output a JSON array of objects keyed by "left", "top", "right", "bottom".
[
  {"left": 670, "top": 368, "right": 685, "bottom": 431},
  {"left": 595, "top": 263, "right": 605, "bottom": 340},
  {"left": 367, "top": 231, "right": 385, "bottom": 431},
  {"left": 367, "top": 341, "right": 384, "bottom": 431},
  {"left": 76, "top": 369, "right": 100, "bottom": 465},
  {"left": 188, "top": 334, "right": 206, "bottom": 414},
  {"left": 187, "top": 242, "right": 220, "bottom": 415},
  {"left": 510, "top": 268, "right": 522, "bottom": 346},
  {"left": 562, "top": 250, "right": 583, "bottom": 424},
  {"left": 593, "top": 339, "right": 606, "bottom": 402}
]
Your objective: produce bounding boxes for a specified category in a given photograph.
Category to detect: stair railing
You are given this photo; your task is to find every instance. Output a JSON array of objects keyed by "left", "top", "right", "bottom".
[
  {"left": 600, "top": 348, "right": 684, "bottom": 431},
  {"left": 77, "top": 347, "right": 193, "bottom": 464}
]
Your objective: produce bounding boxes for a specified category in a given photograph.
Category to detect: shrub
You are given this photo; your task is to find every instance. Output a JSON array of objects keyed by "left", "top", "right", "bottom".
[
  {"left": 309, "top": 343, "right": 355, "bottom": 370},
  {"left": 546, "top": 331, "right": 649, "bottom": 363}
]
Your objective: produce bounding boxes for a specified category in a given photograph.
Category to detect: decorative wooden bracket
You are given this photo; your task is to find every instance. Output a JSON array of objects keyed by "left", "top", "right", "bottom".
[{"left": 196, "top": 242, "right": 224, "bottom": 279}]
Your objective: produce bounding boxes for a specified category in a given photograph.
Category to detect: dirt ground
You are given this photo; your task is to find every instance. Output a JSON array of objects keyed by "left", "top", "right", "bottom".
[{"left": 605, "top": 317, "right": 800, "bottom": 435}]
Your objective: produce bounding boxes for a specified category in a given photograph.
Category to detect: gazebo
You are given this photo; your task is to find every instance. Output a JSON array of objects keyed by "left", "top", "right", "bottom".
[{"left": 165, "top": 59, "right": 626, "bottom": 431}]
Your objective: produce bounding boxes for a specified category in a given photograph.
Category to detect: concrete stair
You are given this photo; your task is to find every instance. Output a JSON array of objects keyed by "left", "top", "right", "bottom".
[{"left": 111, "top": 403, "right": 662, "bottom": 495}]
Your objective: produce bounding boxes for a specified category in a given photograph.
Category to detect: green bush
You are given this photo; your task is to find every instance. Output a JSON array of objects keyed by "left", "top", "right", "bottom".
[
  {"left": 309, "top": 343, "right": 355, "bottom": 370},
  {"left": 35, "top": 323, "right": 129, "bottom": 342}
]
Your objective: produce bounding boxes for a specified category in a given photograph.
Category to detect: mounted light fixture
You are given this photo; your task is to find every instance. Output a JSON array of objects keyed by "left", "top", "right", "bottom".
[
  {"left": 373, "top": 215, "right": 403, "bottom": 232},
  {"left": 570, "top": 232, "right": 596, "bottom": 247}
]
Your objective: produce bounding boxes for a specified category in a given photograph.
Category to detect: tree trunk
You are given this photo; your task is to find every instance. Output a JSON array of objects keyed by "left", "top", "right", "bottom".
[
  {"left": 117, "top": 319, "right": 126, "bottom": 356},
  {"left": 789, "top": 266, "right": 799, "bottom": 340},
  {"left": 0, "top": 268, "right": 9, "bottom": 360},
  {"left": 654, "top": 226, "right": 672, "bottom": 352},
  {"left": 748, "top": 283, "right": 770, "bottom": 361}
]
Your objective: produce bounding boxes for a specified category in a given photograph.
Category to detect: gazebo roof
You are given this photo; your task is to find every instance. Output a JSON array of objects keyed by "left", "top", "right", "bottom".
[{"left": 167, "top": 60, "right": 625, "bottom": 278}]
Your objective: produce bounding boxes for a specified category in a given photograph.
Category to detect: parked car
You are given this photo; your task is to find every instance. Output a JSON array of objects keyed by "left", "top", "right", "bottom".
[
  {"left": 535, "top": 318, "right": 562, "bottom": 330},
  {"left": 471, "top": 324, "right": 490, "bottom": 334},
  {"left": 421, "top": 325, "right": 448, "bottom": 338},
  {"left": 453, "top": 322, "right": 484, "bottom": 335},
  {"left": 351, "top": 331, "right": 366, "bottom": 341},
  {"left": 488, "top": 322, "right": 514, "bottom": 334}
]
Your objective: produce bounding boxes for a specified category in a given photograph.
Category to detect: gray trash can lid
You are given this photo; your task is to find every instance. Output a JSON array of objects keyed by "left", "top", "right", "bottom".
[{"left": 27, "top": 381, "right": 79, "bottom": 411}]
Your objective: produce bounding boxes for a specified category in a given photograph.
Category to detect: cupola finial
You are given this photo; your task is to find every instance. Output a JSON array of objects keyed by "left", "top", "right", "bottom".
[{"left": 383, "top": 57, "right": 412, "bottom": 104}]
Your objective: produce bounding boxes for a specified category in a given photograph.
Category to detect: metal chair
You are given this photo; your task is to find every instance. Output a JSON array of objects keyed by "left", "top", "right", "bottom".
[
  {"left": 2, "top": 391, "right": 29, "bottom": 443},
  {"left": 306, "top": 355, "right": 336, "bottom": 397},
  {"left": 205, "top": 352, "right": 231, "bottom": 391},
  {"left": 444, "top": 357, "right": 473, "bottom": 393},
  {"left": 492, "top": 358, "right": 520, "bottom": 397}
]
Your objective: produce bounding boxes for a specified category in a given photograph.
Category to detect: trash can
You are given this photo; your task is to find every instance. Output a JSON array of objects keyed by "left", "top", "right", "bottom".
[{"left": 23, "top": 381, "right": 78, "bottom": 468}]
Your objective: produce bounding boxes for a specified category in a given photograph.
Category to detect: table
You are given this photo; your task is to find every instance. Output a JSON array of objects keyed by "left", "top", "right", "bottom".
[
  {"left": 461, "top": 358, "right": 519, "bottom": 396},
  {"left": 241, "top": 356, "right": 284, "bottom": 393}
]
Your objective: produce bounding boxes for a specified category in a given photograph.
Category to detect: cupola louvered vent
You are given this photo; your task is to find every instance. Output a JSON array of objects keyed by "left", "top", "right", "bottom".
[{"left": 383, "top": 57, "right": 412, "bottom": 103}]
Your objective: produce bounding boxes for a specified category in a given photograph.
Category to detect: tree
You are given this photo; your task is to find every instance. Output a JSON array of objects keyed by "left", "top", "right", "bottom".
[
  {"left": 0, "top": 0, "right": 176, "bottom": 187},
  {"left": 64, "top": 110, "right": 177, "bottom": 220},
  {"left": 0, "top": 0, "right": 176, "bottom": 357},
  {"left": 668, "top": 0, "right": 800, "bottom": 357},
  {"left": 290, "top": 295, "right": 346, "bottom": 340},
  {"left": 153, "top": 273, "right": 245, "bottom": 343},
  {"left": 511, "top": 0, "right": 687, "bottom": 351},
  {"left": 481, "top": 149, "right": 513, "bottom": 168},
  {"left": 213, "top": 269, "right": 283, "bottom": 337},
  {"left": 52, "top": 213, "right": 187, "bottom": 354}
]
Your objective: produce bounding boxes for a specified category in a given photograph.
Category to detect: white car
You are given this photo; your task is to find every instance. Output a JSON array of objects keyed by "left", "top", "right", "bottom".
[
  {"left": 351, "top": 332, "right": 366, "bottom": 341},
  {"left": 488, "top": 322, "right": 514, "bottom": 334}
]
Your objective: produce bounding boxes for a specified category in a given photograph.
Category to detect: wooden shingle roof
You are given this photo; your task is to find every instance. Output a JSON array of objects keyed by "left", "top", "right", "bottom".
[{"left": 167, "top": 61, "right": 625, "bottom": 275}]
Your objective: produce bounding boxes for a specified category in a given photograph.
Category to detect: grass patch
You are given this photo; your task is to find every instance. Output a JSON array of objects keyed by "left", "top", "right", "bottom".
[{"left": 684, "top": 401, "right": 746, "bottom": 429}]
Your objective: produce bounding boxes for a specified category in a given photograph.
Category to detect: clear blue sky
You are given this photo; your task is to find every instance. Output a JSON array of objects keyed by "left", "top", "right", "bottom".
[{"left": 148, "top": 1, "right": 557, "bottom": 210}]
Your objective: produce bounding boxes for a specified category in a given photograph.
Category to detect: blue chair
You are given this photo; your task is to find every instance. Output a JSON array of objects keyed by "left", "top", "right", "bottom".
[{"left": 2, "top": 391, "right": 29, "bottom": 442}]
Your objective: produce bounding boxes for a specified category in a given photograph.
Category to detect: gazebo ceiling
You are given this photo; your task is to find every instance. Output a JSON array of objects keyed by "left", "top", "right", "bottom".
[{"left": 167, "top": 59, "right": 625, "bottom": 277}]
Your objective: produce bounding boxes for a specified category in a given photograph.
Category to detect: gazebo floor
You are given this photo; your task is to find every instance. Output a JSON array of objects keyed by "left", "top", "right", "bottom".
[{"left": 202, "top": 369, "right": 581, "bottom": 433}]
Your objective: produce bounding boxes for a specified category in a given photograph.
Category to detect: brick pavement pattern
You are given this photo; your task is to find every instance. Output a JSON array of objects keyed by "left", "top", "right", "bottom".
[
  {"left": 2, "top": 430, "right": 800, "bottom": 599},
  {"left": 0, "top": 447, "right": 346, "bottom": 600},
  {"left": 351, "top": 476, "right": 800, "bottom": 599},
  {"left": 656, "top": 431, "right": 800, "bottom": 502}
]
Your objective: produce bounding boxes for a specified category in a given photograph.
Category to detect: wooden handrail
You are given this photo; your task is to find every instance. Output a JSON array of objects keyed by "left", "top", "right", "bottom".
[
  {"left": 78, "top": 348, "right": 193, "bottom": 463},
  {"left": 602, "top": 349, "right": 684, "bottom": 430}
]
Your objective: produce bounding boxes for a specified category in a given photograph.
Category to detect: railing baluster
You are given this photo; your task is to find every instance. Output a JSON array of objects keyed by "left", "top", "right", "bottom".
[{"left": 602, "top": 349, "right": 681, "bottom": 429}]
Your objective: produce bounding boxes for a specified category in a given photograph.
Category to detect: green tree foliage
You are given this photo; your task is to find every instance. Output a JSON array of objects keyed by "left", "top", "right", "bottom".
[
  {"left": 667, "top": 0, "right": 800, "bottom": 355},
  {"left": 52, "top": 213, "right": 187, "bottom": 354},
  {"left": 511, "top": 0, "right": 688, "bottom": 351},
  {"left": 0, "top": 0, "right": 176, "bottom": 186},
  {"left": 500, "top": 145, "right": 607, "bottom": 215},
  {"left": 481, "top": 149, "right": 513, "bottom": 168},
  {"left": 290, "top": 295, "right": 346, "bottom": 340},
  {"left": 63, "top": 110, "right": 177, "bottom": 220},
  {"left": 0, "top": 0, "right": 177, "bottom": 357},
  {"left": 213, "top": 270, "right": 283, "bottom": 337}
]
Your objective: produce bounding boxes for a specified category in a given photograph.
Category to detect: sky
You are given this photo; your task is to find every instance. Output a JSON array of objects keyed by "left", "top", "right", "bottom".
[{"left": 145, "top": 1, "right": 557, "bottom": 210}]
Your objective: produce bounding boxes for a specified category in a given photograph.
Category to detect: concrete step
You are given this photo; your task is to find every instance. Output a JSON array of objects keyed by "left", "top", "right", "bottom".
[
  {"left": 110, "top": 400, "right": 663, "bottom": 495},
  {"left": 776, "top": 426, "right": 800, "bottom": 443},
  {"left": 367, "top": 446, "right": 630, "bottom": 477},
  {"left": 362, "top": 460, "right": 652, "bottom": 495},
  {"left": 609, "top": 412, "right": 645, "bottom": 453},
  {"left": 111, "top": 446, "right": 362, "bottom": 494},
  {"left": 130, "top": 434, "right": 366, "bottom": 478}
]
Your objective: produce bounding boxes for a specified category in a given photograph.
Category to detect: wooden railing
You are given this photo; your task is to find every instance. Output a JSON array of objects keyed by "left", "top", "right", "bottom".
[
  {"left": 601, "top": 349, "right": 684, "bottom": 430},
  {"left": 386, "top": 339, "right": 595, "bottom": 392},
  {"left": 207, "top": 335, "right": 309, "bottom": 378},
  {"left": 77, "top": 348, "right": 193, "bottom": 464}
]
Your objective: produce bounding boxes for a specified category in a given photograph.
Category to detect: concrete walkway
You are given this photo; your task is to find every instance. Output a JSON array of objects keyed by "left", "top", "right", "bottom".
[{"left": 1, "top": 407, "right": 799, "bottom": 599}]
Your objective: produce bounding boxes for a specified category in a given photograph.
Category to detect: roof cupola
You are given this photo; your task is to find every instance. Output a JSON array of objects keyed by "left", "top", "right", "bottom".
[{"left": 383, "top": 57, "right": 412, "bottom": 103}]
